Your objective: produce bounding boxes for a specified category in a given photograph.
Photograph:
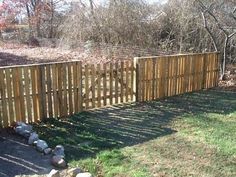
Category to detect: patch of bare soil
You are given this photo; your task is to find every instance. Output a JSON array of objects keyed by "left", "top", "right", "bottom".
[
  {"left": 0, "top": 44, "right": 159, "bottom": 67},
  {"left": 217, "top": 64, "right": 236, "bottom": 92},
  {"left": 0, "top": 41, "right": 172, "bottom": 67},
  {"left": 0, "top": 129, "right": 53, "bottom": 177},
  {"left": 0, "top": 46, "right": 101, "bottom": 66}
]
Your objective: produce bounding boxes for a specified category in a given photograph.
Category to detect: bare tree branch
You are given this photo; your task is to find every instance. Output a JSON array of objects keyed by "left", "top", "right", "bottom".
[{"left": 201, "top": 11, "right": 218, "bottom": 51}]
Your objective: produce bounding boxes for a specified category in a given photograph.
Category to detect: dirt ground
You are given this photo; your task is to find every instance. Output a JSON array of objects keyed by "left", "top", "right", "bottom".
[
  {"left": 0, "top": 43, "right": 165, "bottom": 66},
  {"left": 0, "top": 130, "right": 53, "bottom": 177}
]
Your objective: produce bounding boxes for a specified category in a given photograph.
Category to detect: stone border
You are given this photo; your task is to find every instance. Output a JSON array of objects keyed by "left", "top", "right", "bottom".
[{"left": 14, "top": 122, "right": 93, "bottom": 177}]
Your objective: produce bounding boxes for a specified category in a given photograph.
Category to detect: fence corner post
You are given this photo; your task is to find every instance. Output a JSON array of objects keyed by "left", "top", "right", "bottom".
[{"left": 133, "top": 57, "right": 139, "bottom": 102}]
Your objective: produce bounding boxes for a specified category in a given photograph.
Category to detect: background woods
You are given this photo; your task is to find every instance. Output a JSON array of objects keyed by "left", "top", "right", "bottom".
[{"left": 0, "top": 0, "right": 235, "bottom": 78}]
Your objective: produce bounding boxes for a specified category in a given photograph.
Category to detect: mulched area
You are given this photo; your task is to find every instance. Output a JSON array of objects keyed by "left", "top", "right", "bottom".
[{"left": 0, "top": 129, "right": 53, "bottom": 177}]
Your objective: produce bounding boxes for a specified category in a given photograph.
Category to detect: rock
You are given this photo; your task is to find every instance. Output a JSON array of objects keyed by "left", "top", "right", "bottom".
[
  {"left": 51, "top": 155, "right": 67, "bottom": 169},
  {"left": 67, "top": 168, "right": 82, "bottom": 177},
  {"left": 28, "top": 132, "right": 39, "bottom": 145},
  {"left": 53, "top": 145, "right": 65, "bottom": 158},
  {"left": 44, "top": 148, "right": 52, "bottom": 155},
  {"left": 36, "top": 140, "right": 48, "bottom": 152},
  {"left": 47, "top": 169, "right": 60, "bottom": 177},
  {"left": 15, "top": 126, "right": 23, "bottom": 134},
  {"left": 33, "top": 140, "right": 38, "bottom": 146},
  {"left": 15, "top": 123, "right": 33, "bottom": 136},
  {"left": 16, "top": 121, "right": 27, "bottom": 127},
  {"left": 21, "top": 130, "right": 31, "bottom": 138},
  {"left": 15, "top": 125, "right": 26, "bottom": 134},
  {"left": 76, "top": 172, "right": 92, "bottom": 177}
]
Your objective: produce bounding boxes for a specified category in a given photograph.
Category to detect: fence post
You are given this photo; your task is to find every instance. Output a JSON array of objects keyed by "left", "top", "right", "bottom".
[{"left": 134, "top": 57, "right": 140, "bottom": 102}]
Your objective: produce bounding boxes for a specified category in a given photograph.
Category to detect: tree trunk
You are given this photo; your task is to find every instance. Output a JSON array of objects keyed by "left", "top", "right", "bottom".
[
  {"left": 220, "top": 35, "right": 228, "bottom": 80},
  {"left": 49, "top": 0, "right": 54, "bottom": 38},
  {"left": 26, "top": 4, "right": 33, "bottom": 37}
]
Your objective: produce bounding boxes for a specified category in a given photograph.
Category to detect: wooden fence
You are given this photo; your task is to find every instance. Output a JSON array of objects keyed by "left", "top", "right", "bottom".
[
  {"left": 135, "top": 52, "right": 220, "bottom": 101},
  {"left": 0, "top": 52, "right": 219, "bottom": 127}
]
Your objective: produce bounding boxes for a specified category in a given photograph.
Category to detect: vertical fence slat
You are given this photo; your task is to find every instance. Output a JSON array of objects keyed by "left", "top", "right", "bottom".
[
  {"left": 52, "top": 64, "right": 58, "bottom": 118},
  {"left": 23, "top": 67, "right": 32, "bottom": 123},
  {"left": 159, "top": 58, "right": 164, "bottom": 98},
  {"left": 0, "top": 69, "right": 8, "bottom": 127},
  {"left": 0, "top": 69, "right": 4, "bottom": 127},
  {"left": 216, "top": 53, "right": 220, "bottom": 86},
  {"left": 155, "top": 58, "right": 159, "bottom": 98},
  {"left": 18, "top": 68, "right": 26, "bottom": 122},
  {"left": 46, "top": 65, "right": 53, "bottom": 117},
  {"left": 115, "top": 62, "right": 119, "bottom": 103},
  {"left": 63, "top": 64, "right": 68, "bottom": 116},
  {"left": 167, "top": 57, "right": 171, "bottom": 96},
  {"left": 183, "top": 56, "right": 188, "bottom": 93},
  {"left": 30, "top": 67, "right": 37, "bottom": 122},
  {"left": 125, "top": 61, "right": 129, "bottom": 102},
  {"left": 110, "top": 63, "right": 113, "bottom": 105},
  {"left": 85, "top": 64, "right": 89, "bottom": 109},
  {"left": 40, "top": 65, "right": 47, "bottom": 119},
  {"left": 91, "top": 64, "right": 96, "bottom": 108},
  {"left": 120, "top": 62, "right": 124, "bottom": 103},
  {"left": 13, "top": 68, "right": 22, "bottom": 122},
  {"left": 68, "top": 63, "right": 73, "bottom": 115},
  {"left": 144, "top": 59, "right": 148, "bottom": 101},
  {"left": 103, "top": 63, "right": 107, "bottom": 106},
  {"left": 140, "top": 59, "right": 144, "bottom": 101},
  {"left": 173, "top": 57, "right": 178, "bottom": 95},
  {"left": 152, "top": 59, "right": 156, "bottom": 100},
  {"left": 148, "top": 59, "right": 152, "bottom": 100},
  {"left": 97, "top": 64, "right": 102, "bottom": 107},
  {"left": 78, "top": 62, "right": 83, "bottom": 112},
  {"left": 57, "top": 64, "right": 63, "bottom": 117},
  {"left": 73, "top": 63, "right": 78, "bottom": 113},
  {"left": 169, "top": 58, "right": 173, "bottom": 96},
  {"left": 164, "top": 57, "right": 168, "bottom": 97},
  {"left": 130, "top": 60, "right": 134, "bottom": 101},
  {"left": 5, "top": 69, "right": 14, "bottom": 124},
  {"left": 140, "top": 60, "right": 147, "bottom": 101},
  {"left": 133, "top": 58, "right": 139, "bottom": 102}
]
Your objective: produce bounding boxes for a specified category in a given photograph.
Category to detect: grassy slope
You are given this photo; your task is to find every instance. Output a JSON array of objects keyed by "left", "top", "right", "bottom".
[{"left": 34, "top": 90, "right": 236, "bottom": 177}]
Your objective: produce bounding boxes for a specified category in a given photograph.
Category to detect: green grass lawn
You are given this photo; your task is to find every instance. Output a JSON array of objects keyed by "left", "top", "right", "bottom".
[{"left": 34, "top": 90, "right": 236, "bottom": 177}]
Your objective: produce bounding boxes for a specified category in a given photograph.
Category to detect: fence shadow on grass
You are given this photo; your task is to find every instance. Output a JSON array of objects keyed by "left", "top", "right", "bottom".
[{"left": 34, "top": 90, "right": 236, "bottom": 162}]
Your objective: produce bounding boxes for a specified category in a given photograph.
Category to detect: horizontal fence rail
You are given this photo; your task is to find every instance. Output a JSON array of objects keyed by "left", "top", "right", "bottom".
[{"left": 0, "top": 52, "right": 219, "bottom": 127}]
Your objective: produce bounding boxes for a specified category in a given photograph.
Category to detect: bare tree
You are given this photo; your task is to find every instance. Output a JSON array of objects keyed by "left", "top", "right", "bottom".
[{"left": 196, "top": 0, "right": 236, "bottom": 79}]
